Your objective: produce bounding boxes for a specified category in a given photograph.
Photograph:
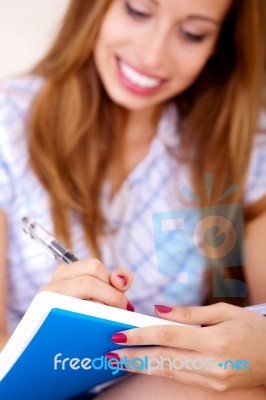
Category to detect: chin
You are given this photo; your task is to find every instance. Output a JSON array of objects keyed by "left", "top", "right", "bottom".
[
  {"left": 105, "top": 91, "right": 153, "bottom": 111},
  {"left": 109, "top": 85, "right": 169, "bottom": 111}
]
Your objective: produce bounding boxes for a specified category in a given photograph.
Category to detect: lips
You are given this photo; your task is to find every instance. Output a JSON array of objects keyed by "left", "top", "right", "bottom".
[
  {"left": 116, "top": 57, "right": 167, "bottom": 94},
  {"left": 117, "top": 57, "right": 167, "bottom": 82}
]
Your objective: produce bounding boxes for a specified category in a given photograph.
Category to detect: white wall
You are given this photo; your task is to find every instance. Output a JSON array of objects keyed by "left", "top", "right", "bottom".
[{"left": 0, "top": 0, "right": 70, "bottom": 81}]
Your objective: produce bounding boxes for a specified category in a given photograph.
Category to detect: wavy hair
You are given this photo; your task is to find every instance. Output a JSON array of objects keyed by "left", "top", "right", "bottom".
[{"left": 28, "top": 0, "right": 266, "bottom": 261}]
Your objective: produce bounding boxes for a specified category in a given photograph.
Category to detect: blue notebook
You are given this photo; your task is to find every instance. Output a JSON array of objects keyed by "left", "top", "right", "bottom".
[{"left": 0, "top": 291, "right": 196, "bottom": 400}]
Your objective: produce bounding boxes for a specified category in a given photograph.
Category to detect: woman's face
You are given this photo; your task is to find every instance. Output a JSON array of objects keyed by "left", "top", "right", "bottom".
[{"left": 93, "top": 0, "right": 232, "bottom": 112}]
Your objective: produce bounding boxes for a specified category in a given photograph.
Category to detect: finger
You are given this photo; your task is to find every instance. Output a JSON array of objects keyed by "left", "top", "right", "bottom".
[
  {"left": 52, "top": 258, "right": 109, "bottom": 285},
  {"left": 154, "top": 303, "right": 239, "bottom": 326},
  {"left": 109, "top": 268, "right": 134, "bottom": 292},
  {"left": 111, "top": 324, "right": 209, "bottom": 353},
  {"left": 44, "top": 275, "right": 135, "bottom": 310},
  {"left": 107, "top": 329, "right": 231, "bottom": 380},
  {"left": 105, "top": 347, "right": 223, "bottom": 392}
]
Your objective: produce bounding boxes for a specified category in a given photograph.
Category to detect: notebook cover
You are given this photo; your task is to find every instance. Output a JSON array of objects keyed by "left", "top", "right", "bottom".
[{"left": 0, "top": 308, "right": 134, "bottom": 399}]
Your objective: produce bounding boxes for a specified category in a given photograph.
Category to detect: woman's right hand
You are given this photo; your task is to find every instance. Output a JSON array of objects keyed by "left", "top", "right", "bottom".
[{"left": 39, "top": 258, "right": 135, "bottom": 311}]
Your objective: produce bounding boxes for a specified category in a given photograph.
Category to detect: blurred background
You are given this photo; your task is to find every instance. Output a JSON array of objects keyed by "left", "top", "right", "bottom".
[{"left": 0, "top": 0, "right": 70, "bottom": 81}]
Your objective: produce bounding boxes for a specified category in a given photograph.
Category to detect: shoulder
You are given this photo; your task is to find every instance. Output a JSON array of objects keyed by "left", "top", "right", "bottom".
[
  {"left": 249, "top": 110, "right": 266, "bottom": 174},
  {"left": 244, "top": 111, "right": 266, "bottom": 205},
  {"left": 0, "top": 74, "right": 44, "bottom": 126},
  {"left": 0, "top": 75, "right": 44, "bottom": 160}
]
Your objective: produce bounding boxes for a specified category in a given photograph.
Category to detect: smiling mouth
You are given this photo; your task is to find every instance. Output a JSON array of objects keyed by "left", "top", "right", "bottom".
[{"left": 117, "top": 57, "right": 166, "bottom": 90}]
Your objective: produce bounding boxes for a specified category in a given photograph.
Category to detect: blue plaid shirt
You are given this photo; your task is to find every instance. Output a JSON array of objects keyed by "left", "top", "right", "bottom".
[{"left": 1, "top": 76, "right": 266, "bottom": 332}]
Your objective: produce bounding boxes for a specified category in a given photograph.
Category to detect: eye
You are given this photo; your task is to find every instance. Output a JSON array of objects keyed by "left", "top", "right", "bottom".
[
  {"left": 180, "top": 30, "right": 207, "bottom": 43},
  {"left": 125, "top": 1, "right": 150, "bottom": 19}
]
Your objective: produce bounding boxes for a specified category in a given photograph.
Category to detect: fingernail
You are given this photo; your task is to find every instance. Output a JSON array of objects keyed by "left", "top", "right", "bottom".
[
  {"left": 117, "top": 274, "right": 127, "bottom": 287},
  {"left": 155, "top": 305, "right": 172, "bottom": 313},
  {"left": 105, "top": 352, "right": 120, "bottom": 361},
  {"left": 127, "top": 301, "right": 135, "bottom": 312},
  {"left": 112, "top": 333, "right": 127, "bottom": 343}
]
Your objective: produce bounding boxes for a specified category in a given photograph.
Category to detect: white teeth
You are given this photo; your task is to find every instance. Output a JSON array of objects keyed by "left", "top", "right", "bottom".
[{"left": 119, "top": 59, "right": 162, "bottom": 89}]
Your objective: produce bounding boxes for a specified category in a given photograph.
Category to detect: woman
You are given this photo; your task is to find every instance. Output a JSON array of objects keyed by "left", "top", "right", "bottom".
[{"left": 0, "top": 0, "right": 265, "bottom": 397}]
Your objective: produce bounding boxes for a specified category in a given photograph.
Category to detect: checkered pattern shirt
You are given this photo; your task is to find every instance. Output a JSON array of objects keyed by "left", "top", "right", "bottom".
[{"left": 1, "top": 76, "right": 266, "bottom": 333}]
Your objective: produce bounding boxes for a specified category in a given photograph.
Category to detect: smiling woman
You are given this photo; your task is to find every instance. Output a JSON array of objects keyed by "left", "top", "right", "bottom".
[
  {"left": 93, "top": 0, "right": 232, "bottom": 111},
  {"left": 0, "top": 0, "right": 266, "bottom": 398}
]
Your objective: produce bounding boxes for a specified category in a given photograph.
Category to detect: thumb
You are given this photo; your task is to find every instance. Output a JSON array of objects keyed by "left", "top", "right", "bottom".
[
  {"left": 110, "top": 268, "right": 134, "bottom": 292},
  {"left": 154, "top": 302, "right": 238, "bottom": 326}
]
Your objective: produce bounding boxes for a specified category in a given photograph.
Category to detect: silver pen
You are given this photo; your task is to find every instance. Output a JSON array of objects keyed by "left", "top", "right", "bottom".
[{"left": 22, "top": 217, "right": 79, "bottom": 264}]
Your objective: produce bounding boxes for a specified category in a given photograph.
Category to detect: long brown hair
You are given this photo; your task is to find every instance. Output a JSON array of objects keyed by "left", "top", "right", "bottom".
[{"left": 28, "top": 0, "right": 266, "bottom": 260}]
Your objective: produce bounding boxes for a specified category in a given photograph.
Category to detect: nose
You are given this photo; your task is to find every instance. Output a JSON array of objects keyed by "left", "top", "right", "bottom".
[{"left": 138, "top": 28, "right": 170, "bottom": 70}]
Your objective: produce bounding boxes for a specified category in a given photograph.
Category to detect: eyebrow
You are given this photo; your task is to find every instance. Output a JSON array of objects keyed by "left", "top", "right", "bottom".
[
  {"left": 147, "top": 0, "right": 221, "bottom": 26},
  {"left": 186, "top": 15, "right": 220, "bottom": 26}
]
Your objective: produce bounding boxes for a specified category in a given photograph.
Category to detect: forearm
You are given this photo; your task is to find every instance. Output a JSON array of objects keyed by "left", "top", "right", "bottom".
[
  {"left": 0, "top": 332, "right": 10, "bottom": 351},
  {"left": 97, "top": 374, "right": 266, "bottom": 400}
]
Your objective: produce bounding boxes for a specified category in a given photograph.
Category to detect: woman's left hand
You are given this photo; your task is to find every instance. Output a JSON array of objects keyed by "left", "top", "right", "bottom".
[{"left": 106, "top": 303, "right": 266, "bottom": 393}]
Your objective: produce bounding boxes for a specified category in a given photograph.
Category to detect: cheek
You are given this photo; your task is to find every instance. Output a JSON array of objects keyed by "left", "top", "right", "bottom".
[
  {"left": 172, "top": 47, "right": 214, "bottom": 85},
  {"left": 95, "top": 27, "right": 127, "bottom": 60},
  {"left": 95, "top": 7, "right": 129, "bottom": 52}
]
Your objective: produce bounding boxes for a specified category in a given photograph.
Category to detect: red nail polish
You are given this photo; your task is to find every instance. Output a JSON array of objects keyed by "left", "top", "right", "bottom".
[
  {"left": 127, "top": 301, "right": 135, "bottom": 312},
  {"left": 105, "top": 352, "right": 120, "bottom": 361},
  {"left": 155, "top": 305, "right": 172, "bottom": 313},
  {"left": 117, "top": 274, "right": 127, "bottom": 287},
  {"left": 112, "top": 333, "right": 127, "bottom": 343}
]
